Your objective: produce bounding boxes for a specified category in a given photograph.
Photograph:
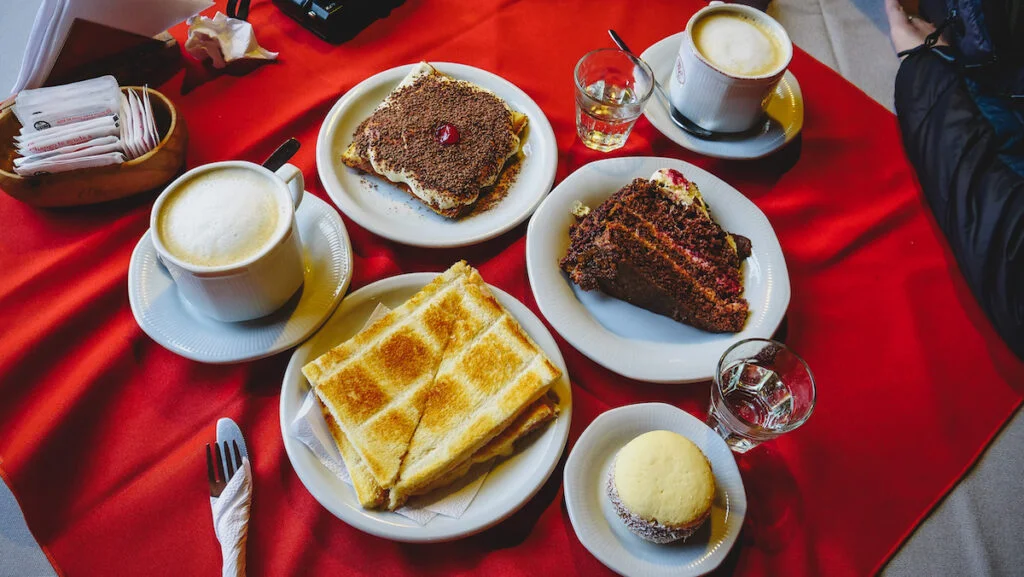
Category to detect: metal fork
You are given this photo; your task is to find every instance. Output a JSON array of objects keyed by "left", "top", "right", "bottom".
[{"left": 206, "top": 440, "right": 243, "bottom": 497}]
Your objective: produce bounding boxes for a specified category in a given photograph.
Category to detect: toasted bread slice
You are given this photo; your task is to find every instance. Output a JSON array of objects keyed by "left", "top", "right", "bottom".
[
  {"left": 303, "top": 261, "right": 561, "bottom": 510},
  {"left": 388, "top": 311, "right": 559, "bottom": 508},
  {"left": 327, "top": 392, "right": 559, "bottom": 509},
  {"left": 414, "top": 392, "right": 559, "bottom": 498},
  {"left": 304, "top": 262, "right": 493, "bottom": 488},
  {"left": 340, "top": 62, "right": 527, "bottom": 218},
  {"left": 322, "top": 408, "right": 388, "bottom": 508}
]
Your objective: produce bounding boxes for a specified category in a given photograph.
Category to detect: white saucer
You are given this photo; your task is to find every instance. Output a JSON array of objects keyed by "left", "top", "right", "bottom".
[
  {"left": 640, "top": 32, "right": 804, "bottom": 160},
  {"left": 564, "top": 403, "right": 746, "bottom": 577},
  {"left": 280, "top": 272, "right": 572, "bottom": 542},
  {"left": 526, "top": 156, "right": 790, "bottom": 383},
  {"left": 316, "top": 62, "right": 558, "bottom": 248},
  {"left": 128, "top": 194, "right": 353, "bottom": 364}
]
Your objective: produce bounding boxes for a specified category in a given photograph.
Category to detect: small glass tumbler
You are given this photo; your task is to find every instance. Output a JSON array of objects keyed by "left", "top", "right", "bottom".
[
  {"left": 573, "top": 48, "right": 655, "bottom": 152},
  {"left": 707, "top": 338, "right": 816, "bottom": 453}
]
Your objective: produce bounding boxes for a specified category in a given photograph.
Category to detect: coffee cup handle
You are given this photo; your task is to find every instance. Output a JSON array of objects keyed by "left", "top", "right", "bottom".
[{"left": 274, "top": 163, "right": 304, "bottom": 208}]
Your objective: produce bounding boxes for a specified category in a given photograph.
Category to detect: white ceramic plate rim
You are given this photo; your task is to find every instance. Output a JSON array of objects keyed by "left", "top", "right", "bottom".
[
  {"left": 280, "top": 272, "right": 572, "bottom": 542},
  {"left": 128, "top": 194, "right": 353, "bottom": 364},
  {"left": 640, "top": 32, "right": 804, "bottom": 160},
  {"left": 563, "top": 402, "right": 746, "bottom": 577},
  {"left": 526, "top": 156, "right": 790, "bottom": 383},
  {"left": 316, "top": 62, "right": 558, "bottom": 248}
]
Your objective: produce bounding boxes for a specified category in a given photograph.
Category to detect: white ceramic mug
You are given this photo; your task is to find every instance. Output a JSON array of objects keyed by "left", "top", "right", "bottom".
[
  {"left": 150, "top": 161, "right": 305, "bottom": 322},
  {"left": 669, "top": 1, "right": 793, "bottom": 133}
]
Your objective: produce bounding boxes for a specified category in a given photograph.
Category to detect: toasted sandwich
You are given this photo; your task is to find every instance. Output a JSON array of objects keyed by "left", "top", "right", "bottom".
[
  {"left": 303, "top": 261, "right": 561, "bottom": 509},
  {"left": 326, "top": 392, "right": 559, "bottom": 509}
]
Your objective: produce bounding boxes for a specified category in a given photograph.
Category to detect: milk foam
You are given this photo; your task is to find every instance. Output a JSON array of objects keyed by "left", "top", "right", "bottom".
[
  {"left": 158, "top": 167, "right": 282, "bottom": 268},
  {"left": 692, "top": 13, "right": 781, "bottom": 77}
]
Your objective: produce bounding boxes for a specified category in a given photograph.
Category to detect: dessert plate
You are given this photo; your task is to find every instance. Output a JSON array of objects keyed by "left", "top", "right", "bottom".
[
  {"left": 526, "top": 156, "right": 790, "bottom": 383},
  {"left": 316, "top": 63, "right": 558, "bottom": 248},
  {"left": 564, "top": 403, "right": 746, "bottom": 577},
  {"left": 280, "top": 272, "right": 572, "bottom": 542},
  {"left": 128, "top": 194, "right": 352, "bottom": 364},
  {"left": 640, "top": 32, "right": 804, "bottom": 160}
]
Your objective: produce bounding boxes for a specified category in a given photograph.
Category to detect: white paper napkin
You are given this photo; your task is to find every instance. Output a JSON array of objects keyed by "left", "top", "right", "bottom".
[
  {"left": 8, "top": 0, "right": 213, "bottom": 93},
  {"left": 291, "top": 304, "right": 491, "bottom": 525},
  {"left": 185, "top": 12, "right": 278, "bottom": 69},
  {"left": 210, "top": 457, "right": 251, "bottom": 577}
]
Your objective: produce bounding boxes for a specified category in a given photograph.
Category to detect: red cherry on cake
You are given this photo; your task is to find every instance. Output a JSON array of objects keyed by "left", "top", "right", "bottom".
[
  {"left": 665, "top": 169, "right": 688, "bottom": 186},
  {"left": 436, "top": 122, "right": 460, "bottom": 145}
]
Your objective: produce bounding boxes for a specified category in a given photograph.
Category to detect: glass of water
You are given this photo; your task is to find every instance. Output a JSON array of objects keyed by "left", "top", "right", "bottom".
[
  {"left": 707, "top": 338, "right": 816, "bottom": 453},
  {"left": 573, "top": 48, "right": 655, "bottom": 152}
]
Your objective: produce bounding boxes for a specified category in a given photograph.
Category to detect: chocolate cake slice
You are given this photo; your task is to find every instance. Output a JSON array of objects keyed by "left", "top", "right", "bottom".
[{"left": 560, "top": 169, "right": 751, "bottom": 333}]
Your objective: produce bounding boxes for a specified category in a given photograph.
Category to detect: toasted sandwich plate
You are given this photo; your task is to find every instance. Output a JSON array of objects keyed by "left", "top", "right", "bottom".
[
  {"left": 526, "top": 156, "right": 790, "bottom": 383},
  {"left": 564, "top": 403, "right": 746, "bottom": 577},
  {"left": 317, "top": 63, "right": 558, "bottom": 248},
  {"left": 280, "top": 272, "right": 572, "bottom": 542}
]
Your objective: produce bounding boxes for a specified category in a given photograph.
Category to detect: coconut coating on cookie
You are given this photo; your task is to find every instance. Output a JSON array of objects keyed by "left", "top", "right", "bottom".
[{"left": 605, "top": 468, "right": 706, "bottom": 544}]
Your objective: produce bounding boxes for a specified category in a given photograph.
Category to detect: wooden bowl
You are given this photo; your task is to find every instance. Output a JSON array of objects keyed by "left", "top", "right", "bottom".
[{"left": 0, "top": 86, "right": 187, "bottom": 207}]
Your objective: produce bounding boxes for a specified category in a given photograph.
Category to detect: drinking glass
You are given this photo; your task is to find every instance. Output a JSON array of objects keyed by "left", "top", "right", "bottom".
[
  {"left": 707, "top": 338, "right": 816, "bottom": 453},
  {"left": 573, "top": 48, "right": 655, "bottom": 152}
]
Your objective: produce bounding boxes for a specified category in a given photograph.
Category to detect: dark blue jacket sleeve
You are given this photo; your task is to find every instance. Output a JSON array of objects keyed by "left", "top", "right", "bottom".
[{"left": 895, "top": 50, "right": 1024, "bottom": 359}]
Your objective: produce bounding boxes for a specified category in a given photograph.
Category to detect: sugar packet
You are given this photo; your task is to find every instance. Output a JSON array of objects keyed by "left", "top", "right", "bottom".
[
  {"left": 14, "top": 152, "right": 125, "bottom": 177},
  {"left": 10, "top": 79, "right": 160, "bottom": 175},
  {"left": 16, "top": 116, "right": 121, "bottom": 156},
  {"left": 14, "top": 76, "right": 121, "bottom": 132},
  {"left": 13, "top": 136, "right": 121, "bottom": 167}
]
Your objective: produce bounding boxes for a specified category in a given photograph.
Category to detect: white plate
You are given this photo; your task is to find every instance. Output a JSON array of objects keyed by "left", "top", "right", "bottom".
[
  {"left": 640, "top": 32, "right": 804, "bottom": 160},
  {"left": 280, "top": 272, "right": 572, "bottom": 542},
  {"left": 316, "top": 63, "right": 558, "bottom": 248},
  {"left": 128, "top": 194, "right": 353, "bottom": 364},
  {"left": 564, "top": 403, "right": 746, "bottom": 577},
  {"left": 526, "top": 156, "right": 790, "bottom": 383}
]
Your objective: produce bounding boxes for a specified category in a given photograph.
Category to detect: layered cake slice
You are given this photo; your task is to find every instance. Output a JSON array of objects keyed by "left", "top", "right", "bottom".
[
  {"left": 560, "top": 169, "right": 752, "bottom": 333},
  {"left": 341, "top": 62, "right": 528, "bottom": 218}
]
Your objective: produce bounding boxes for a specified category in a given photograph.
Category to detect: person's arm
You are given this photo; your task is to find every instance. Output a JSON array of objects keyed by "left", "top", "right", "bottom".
[{"left": 894, "top": 50, "right": 1024, "bottom": 358}]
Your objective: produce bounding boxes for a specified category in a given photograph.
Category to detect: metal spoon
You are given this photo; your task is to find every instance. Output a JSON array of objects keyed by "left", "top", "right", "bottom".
[
  {"left": 262, "top": 138, "right": 300, "bottom": 172},
  {"left": 607, "top": 29, "right": 716, "bottom": 139}
]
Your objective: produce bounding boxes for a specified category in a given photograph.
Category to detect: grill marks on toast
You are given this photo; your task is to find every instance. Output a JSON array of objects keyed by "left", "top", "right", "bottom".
[
  {"left": 329, "top": 393, "right": 559, "bottom": 509},
  {"left": 309, "top": 268, "right": 482, "bottom": 487},
  {"left": 391, "top": 312, "right": 501, "bottom": 495},
  {"left": 303, "top": 261, "right": 561, "bottom": 509},
  {"left": 391, "top": 317, "right": 556, "bottom": 507}
]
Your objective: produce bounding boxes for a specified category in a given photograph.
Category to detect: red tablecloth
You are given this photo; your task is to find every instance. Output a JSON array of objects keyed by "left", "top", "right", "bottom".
[{"left": 2, "top": 0, "right": 1022, "bottom": 575}]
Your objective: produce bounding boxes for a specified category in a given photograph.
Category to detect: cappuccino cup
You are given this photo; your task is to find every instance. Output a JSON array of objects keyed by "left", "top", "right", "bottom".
[
  {"left": 151, "top": 161, "right": 306, "bottom": 322},
  {"left": 669, "top": 1, "right": 793, "bottom": 133}
]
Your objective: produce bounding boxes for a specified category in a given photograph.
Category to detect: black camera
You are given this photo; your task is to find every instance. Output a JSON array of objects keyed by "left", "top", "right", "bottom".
[{"left": 272, "top": 0, "right": 406, "bottom": 44}]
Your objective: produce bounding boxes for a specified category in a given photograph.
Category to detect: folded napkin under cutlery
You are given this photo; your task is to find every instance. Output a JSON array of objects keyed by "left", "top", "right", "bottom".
[
  {"left": 211, "top": 418, "right": 251, "bottom": 577},
  {"left": 185, "top": 12, "right": 278, "bottom": 69}
]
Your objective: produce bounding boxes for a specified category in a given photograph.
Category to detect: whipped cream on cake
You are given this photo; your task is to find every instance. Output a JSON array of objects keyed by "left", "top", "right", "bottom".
[{"left": 649, "top": 169, "right": 705, "bottom": 214}]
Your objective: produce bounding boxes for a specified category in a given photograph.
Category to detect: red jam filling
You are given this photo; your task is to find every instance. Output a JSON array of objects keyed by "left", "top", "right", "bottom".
[{"left": 664, "top": 169, "right": 689, "bottom": 186}]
